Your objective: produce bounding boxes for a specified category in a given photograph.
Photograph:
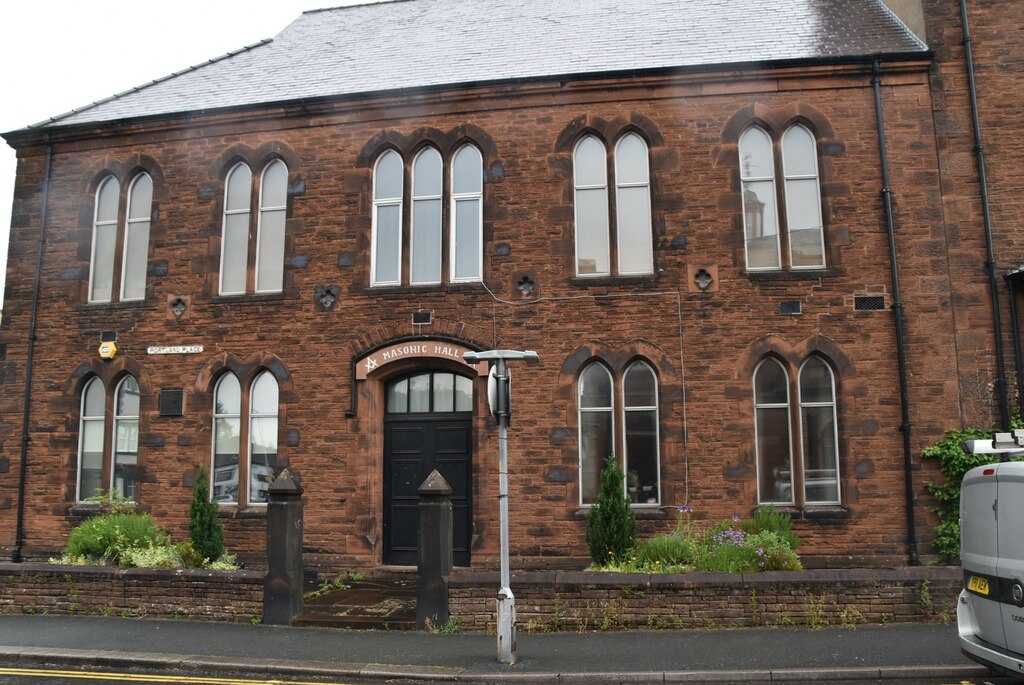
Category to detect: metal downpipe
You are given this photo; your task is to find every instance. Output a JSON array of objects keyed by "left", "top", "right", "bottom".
[
  {"left": 960, "top": 0, "right": 1009, "bottom": 428},
  {"left": 873, "top": 60, "right": 919, "bottom": 565},
  {"left": 14, "top": 141, "right": 52, "bottom": 563}
]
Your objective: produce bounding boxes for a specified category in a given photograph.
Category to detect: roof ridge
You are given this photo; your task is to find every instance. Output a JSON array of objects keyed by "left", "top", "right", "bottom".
[{"left": 30, "top": 38, "right": 275, "bottom": 129}]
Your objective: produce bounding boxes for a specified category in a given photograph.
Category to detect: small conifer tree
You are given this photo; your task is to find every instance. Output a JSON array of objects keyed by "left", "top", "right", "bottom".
[
  {"left": 585, "top": 456, "right": 637, "bottom": 565},
  {"left": 189, "top": 465, "right": 224, "bottom": 562}
]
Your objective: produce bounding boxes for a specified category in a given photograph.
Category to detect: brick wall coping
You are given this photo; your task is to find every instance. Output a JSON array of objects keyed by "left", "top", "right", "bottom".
[
  {"left": 0, "top": 562, "right": 263, "bottom": 584},
  {"left": 449, "top": 566, "right": 961, "bottom": 589}
]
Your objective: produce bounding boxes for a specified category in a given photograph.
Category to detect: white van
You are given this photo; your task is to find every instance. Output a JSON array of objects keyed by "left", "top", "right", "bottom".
[{"left": 958, "top": 460, "right": 1024, "bottom": 678}]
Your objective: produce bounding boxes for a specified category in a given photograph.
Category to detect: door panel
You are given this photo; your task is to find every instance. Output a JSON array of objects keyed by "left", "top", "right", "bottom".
[{"left": 384, "top": 415, "right": 472, "bottom": 566}]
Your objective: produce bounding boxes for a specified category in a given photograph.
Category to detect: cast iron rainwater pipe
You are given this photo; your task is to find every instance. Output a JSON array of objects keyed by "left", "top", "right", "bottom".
[
  {"left": 14, "top": 139, "right": 52, "bottom": 563},
  {"left": 872, "top": 60, "right": 919, "bottom": 566}
]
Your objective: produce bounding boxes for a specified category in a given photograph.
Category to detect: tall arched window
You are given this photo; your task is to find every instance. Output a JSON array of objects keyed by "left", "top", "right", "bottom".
[
  {"left": 212, "top": 374, "right": 242, "bottom": 504},
  {"left": 753, "top": 358, "right": 793, "bottom": 504},
  {"left": 739, "top": 123, "right": 825, "bottom": 271},
  {"left": 739, "top": 126, "right": 781, "bottom": 271},
  {"left": 220, "top": 162, "right": 252, "bottom": 295},
  {"left": 220, "top": 159, "right": 289, "bottom": 295},
  {"left": 623, "top": 361, "right": 660, "bottom": 504},
  {"left": 579, "top": 363, "right": 614, "bottom": 503},
  {"left": 615, "top": 134, "right": 653, "bottom": 275},
  {"left": 799, "top": 357, "right": 839, "bottom": 503},
  {"left": 573, "top": 136, "right": 610, "bottom": 276},
  {"left": 372, "top": 150, "right": 403, "bottom": 286},
  {"left": 782, "top": 124, "right": 825, "bottom": 269},
  {"left": 451, "top": 144, "right": 483, "bottom": 282},
  {"left": 89, "top": 177, "right": 120, "bottom": 302},
  {"left": 411, "top": 147, "right": 443, "bottom": 285},
  {"left": 112, "top": 376, "right": 140, "bottom": 500},
  {"left": 256, "top": 160, "right": 288, "bottom": 293},
  {"left": 120, "top": 173, "right": 153, "bottom": 301},
  {"left": 77, "top": 378, "right": 106, "bottom": 500},
  {"left": 249, "top": 372, "right": 280, "bottom": 505}
]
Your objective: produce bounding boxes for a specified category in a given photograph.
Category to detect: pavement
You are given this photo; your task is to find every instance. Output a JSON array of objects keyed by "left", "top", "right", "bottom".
[{"left": 0, "top": 614, "right": 992, "bottom": 683}]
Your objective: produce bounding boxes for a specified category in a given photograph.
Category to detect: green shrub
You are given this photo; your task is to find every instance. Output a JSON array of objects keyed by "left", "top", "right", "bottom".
[
  {"left": 82, "top": 489, "right": 136, "bottom": 515},
  {"left": 635, "top": 534, "right": 695, "bottom": 568},
  {"left": 189, "top": 465, "right": 224, "bottom": 562},
  {"left": 176, "top": 540, "right": 206, "bottom": 569},
  {"left": 66, "top": 513, "right": 167, "bottom": 564},
  {"left": 746, "top": 531, "right": 802, "bottom": 571},
  {"left": 743, "top": 506, "right": 799, "bottom": 550},
  {"left": 921, "top": 421, "right": 1022, "bottom": 561},
  {"left": 586, "top": 456, "right": 637, "bottom": 564}
]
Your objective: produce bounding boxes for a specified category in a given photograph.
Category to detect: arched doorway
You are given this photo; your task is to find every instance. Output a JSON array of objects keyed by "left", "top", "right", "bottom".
[{"left": 383, "top": 370, "right": 473, "bottom": 566}]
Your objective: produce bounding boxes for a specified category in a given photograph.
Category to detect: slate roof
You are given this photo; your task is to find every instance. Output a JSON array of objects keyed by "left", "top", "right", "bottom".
[{"left": 31, "top": 0, "right": 927, "bottom": 130}]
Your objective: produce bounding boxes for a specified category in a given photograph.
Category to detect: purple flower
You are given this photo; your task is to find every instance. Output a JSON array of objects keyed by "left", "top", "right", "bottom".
[
  {"left": 732, "top": 515, "right": 741, "bottom": 523},
  {"left": 677, "top": 505, "right": 692, "bottom": 512}
]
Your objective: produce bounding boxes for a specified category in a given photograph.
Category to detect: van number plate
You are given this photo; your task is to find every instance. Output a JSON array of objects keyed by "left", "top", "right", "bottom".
[{"left": 968, "top": 575, "right": 990, "bottom": 595}]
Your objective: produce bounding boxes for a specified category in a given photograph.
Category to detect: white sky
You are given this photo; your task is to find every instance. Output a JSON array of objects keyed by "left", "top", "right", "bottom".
[{"left": 0, "top": 0, "right": 363, "bottom": 308}]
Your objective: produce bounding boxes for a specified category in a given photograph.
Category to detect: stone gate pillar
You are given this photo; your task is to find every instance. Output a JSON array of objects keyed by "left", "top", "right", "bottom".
[
  {"left": 263, "top": 468, "right": 304, "bottom": 625},
  {"left": 417, "top": 469, "right": 453, "bottom": 630}
]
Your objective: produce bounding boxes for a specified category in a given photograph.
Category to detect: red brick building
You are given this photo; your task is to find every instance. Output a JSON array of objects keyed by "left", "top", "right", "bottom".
[{"left": 0, "top": 0, "right": 1020, "bottom": 571}]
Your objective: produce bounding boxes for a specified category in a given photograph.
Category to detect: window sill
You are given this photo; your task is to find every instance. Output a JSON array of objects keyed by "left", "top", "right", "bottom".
[
  {"left": 209, "top": 291, "right": 293, "bottom": 305},
  {"left": 744, "top": 269, "right": 836, "bottom": 281},
  {"left": 358, "top": 282, "right": 487, "bottom": 295},
  {"left": 569, "top": 275, "right": 658, "bottom": 288},
  {"left": 217, "top": 507, "right": 268, "bottom": 519},
  {"left": 773, "top": 505, "right": 850, "bottom": 522},
  {"left": 573, "top": 506, "right": 673, "bottom": 522},
  {"left": 80, "top": 300, "right": 147, "bottom": 310}
]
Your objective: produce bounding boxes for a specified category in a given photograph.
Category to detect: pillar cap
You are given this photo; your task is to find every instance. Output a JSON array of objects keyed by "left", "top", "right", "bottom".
[
  {"left": 268, "top": 468, "right": 304, "bottom": 496},
  {"left": 418, "top": 469, "right": 453, "bottom": 496}
]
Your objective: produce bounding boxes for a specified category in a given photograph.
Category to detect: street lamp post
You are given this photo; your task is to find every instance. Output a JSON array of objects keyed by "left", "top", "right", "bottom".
[{"left": 462, "top": 349, "right": 539, "bottom": 665}]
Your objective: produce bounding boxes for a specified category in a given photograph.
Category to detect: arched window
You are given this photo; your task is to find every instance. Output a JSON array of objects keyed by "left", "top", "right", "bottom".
[
  {"left": 248, "top": 372, "right": 280, "bottom": 505},
  {"left": 220, "top": 159, "right": 289, "bottom": 295},
  {"left": 739, "top": 126, "right": 781, "bottom": 270},
  {"left": 89, "top": 176, "right": 120, "bottom": 302},
  {"left": 220, "top": 162, "right": 252, "bottom": 295},
  {"left": 782, "top": 124, "right": 825, "bottom": 268},
  {"left": 212, "top": 374, "right": 242, "bottom": 504},
  {"left": 256, "top": 159, "right": 288, "bottom": 293},
  {"left": 386, "top": 371, "right": 473, "bottom": 413},
  {"left": 573, "top": 136, "right": 610, "bottom": 276},
  {"left": 739, "top": 123, "right": 825, "bottom": 271},
  {"left": 579, "top": 363, "right": 614, "bottom": 504},
  {"left": 411, "top": 147, "right": 443, "bottom": 285},
  {"left": 120, "top": 173, "right": 153, "bottom": 301},
  {"left": 451, "top": 144, "right": 483, "bottom": 282},
  {"left": 799, "top": 357, "right": 839, "bottom": 503},
  {"left": 615, "top": 134, "right": 653, "bottom": 276},
  {"left": 372, "top": 150, "right": 403, "bottom": 286},
  {"left": 753, "top": 358, "right": 793, "bottom": 504},
  {"left": 112, "top": 376, "right": 140, "bottom": 500},
  {"left": 623, "top": 361, "right": 660, "bottom": 504},
  {"left": 77, "top": 378, "right": 106, "bottom": 500}
]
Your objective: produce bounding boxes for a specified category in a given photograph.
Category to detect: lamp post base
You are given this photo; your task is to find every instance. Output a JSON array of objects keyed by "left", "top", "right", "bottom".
[{"left": 497, "top": 587, "right": 517, "bottom": 664}]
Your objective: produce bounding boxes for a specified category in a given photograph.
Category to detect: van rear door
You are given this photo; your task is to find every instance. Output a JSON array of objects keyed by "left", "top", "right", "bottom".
[
  {"left": 961, "top": 464, "right": 1006, "bottom": 650},
  {"left": 997, "top": 462, "right": 1024, "bottom": 652}
]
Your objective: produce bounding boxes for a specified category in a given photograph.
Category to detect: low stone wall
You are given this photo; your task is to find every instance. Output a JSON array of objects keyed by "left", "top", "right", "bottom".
[
  {"left": 0, "top": 563, "right": 263, "bottom": 622},
  {"left": 449, "top": 567, "right": 962, "bottom": 632}
]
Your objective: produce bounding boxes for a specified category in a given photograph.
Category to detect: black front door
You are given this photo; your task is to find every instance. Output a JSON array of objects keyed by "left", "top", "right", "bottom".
[{"left": 383, "top": 371, "right": 473, "bottom": 566}]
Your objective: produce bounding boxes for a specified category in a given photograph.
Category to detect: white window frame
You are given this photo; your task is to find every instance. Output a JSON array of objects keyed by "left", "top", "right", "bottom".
[
  {"left": 247, "top": 372, "right": 279, "bottom": 507},
  {"left": 219, "top": 162, "right": 252, "bottom": 296},
  {"left": 76, "top": 377, "right": 106, "bottom": 502},
  {"left": 781, "top": 124, "right": 826, "bottom": 270},
  {"left": 739, "top": 126, "right": 782, "bottom": 272},
  {"left": 88, "top": 176, "right": 120, "bottom": 303},
  {"left": 578, "top": 363, "right": 615, "bottom": 506},
  {"left": 111, "top": 375, "right": 140, "bottom": 501},
  {"left": 450, "top": 144, "right": 483, "bottom": 283},
  {"left": 797, "top": 357, "right": 841, "bottom": 504},
  {"left": 212, "top": 373, "right": 241, "bottom": 506},
  {"left": 753, "top": 357, "right": 795, "bottom": 505},
  {"left": 254, "top": 159, "right": 288, "bottom": 294},
  {"left": 622, "top": 360, "right": 661, "bottom": 505},
  {"left": 614, "top": 133, "right": 654, "bottom": 276},
  {"left": 119, "top": 173, "right": 153, "bottom": 302},
  {"left": 573, "top": 135, "right": 610, "bottom": 277},
  {"left": 371, "top": 150, "right": 403, "bottom": 287},
  {"left": 410, "top": 147, "right": 443, "bottom": 286}
]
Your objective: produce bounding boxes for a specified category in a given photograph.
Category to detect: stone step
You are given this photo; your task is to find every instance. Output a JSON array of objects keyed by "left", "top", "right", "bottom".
[{"left": 295, "top": 578, "right": 417, "bottom": 630}]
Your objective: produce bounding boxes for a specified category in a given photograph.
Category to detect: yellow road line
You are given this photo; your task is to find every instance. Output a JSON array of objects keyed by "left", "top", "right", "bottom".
[{"left": 0, "top": 666, "right": 358, "bottom": 685}]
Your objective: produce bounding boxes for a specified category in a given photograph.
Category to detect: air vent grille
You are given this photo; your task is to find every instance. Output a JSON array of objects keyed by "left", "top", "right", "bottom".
[{"left": 854, "top": 296, "right": 886, "bottom": 311}]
